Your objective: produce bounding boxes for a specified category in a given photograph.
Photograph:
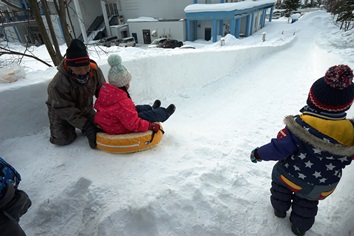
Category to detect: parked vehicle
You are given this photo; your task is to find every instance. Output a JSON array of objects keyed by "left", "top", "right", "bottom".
[
  {"left": 119, "top": 37, "right": 136, "bottom": 47},
  {"left": 97, "top": 36, "right": 119, "bottom": 47},
  {"left": 161, "top": 39, "right": 183, "bottom": 49},
  {"left": 272, "top": 12, "right": 282, "bottom": 19},
  {"left": 148, "top": 38, "right": 167, "bottom": 49}
]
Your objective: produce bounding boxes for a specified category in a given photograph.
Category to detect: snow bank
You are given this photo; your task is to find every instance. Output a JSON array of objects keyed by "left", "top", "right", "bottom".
[{"left": 0, "top": 37, "right": 295, "bottom": 140}]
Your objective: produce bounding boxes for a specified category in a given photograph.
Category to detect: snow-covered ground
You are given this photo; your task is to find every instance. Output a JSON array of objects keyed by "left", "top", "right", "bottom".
[{"left": 0, "top": 10, "right": 353, "bottom": 236}]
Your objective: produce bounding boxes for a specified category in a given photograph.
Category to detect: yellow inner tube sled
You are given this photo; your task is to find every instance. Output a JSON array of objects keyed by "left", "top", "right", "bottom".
[{"left": 96, "top": 125, "right": 164, "bottom": 153}]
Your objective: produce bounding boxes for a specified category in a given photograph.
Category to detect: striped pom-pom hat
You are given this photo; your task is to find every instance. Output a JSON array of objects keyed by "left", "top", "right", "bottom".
[
  {"left": 307, "top": 64, "right": 354, "bottom": 113},
  {"left": 66, "top": 39, "right": 90, "bottom": 67}
]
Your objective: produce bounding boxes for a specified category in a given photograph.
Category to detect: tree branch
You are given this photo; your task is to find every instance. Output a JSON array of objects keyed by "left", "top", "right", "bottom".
[
  {"left": 0, "top": 46, "right": 52, "bottom": 67},
  {"left": 0, "top": 0, "right": 31, "bottom": 13}
]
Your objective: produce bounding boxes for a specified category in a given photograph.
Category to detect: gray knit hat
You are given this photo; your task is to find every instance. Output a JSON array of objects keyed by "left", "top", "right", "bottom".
[{"left": 107, "top": 54, "right": 132, "bottom": 87}]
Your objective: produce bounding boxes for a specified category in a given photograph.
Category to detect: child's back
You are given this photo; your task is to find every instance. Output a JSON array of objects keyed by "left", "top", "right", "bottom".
[{"left": 250, "top": 64, "right": 354, "bottom": 236}]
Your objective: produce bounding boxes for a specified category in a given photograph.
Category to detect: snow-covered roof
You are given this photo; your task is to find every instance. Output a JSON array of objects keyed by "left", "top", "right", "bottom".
[
  {"left": 127, "top": 17, "right": 159, "bottom": 23},
  {"left": 185, "top": 0, "right": 276, "bottom": 13}
]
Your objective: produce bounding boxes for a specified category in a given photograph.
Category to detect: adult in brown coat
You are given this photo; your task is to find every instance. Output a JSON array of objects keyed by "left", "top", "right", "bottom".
[{"left": 46, "top": 39, "right": 105, "bottom": 148}]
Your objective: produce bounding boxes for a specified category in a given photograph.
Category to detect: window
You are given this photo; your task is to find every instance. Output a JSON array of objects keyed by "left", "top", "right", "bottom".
[{"left": 105, "top": 3, "right": 118, "bottom": 17}]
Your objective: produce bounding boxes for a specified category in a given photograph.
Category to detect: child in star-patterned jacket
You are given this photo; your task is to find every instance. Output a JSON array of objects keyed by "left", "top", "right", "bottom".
[
  {"left": 0, "top": 156, "right": 31, "bottom": 236},
  {"left": 250, "top": 64, "right": 354, "bottom": 236}
]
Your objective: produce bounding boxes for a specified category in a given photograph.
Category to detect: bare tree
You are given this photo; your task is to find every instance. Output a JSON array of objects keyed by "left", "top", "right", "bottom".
[
  {"left": 26, "top": 0, "right": 62, "bottom": 65},
  {"left": 0, "top": 0, "right": 55, "bottom": 67},
  {"left": 0, "top": 45, "right": 52, "bottom": 67},
  {"left": 1, "top": 0, "right": 77, "bottom": 66},
  {"left": 53, "top": 0, "right": 72, "bottom": 46},
  {"left": 40, "top": 0, "right": 63, "bottom": 63}
]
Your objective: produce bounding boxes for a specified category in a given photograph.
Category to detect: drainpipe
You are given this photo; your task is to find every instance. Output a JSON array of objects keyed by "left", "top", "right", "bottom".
[
  {"left": 212, "top": 19, "right": 217, "bottom": 42},
  {"left": 235, "top": 18, "right": 240, "bottom": 38},
  {"left": 186, "top": 19, "right": 191, "bottom": 41},
  {"left": 245, "top": 14, "right": 251, "bottom": 36},
  {"left": 101, "top": 0, "right": 112, "bottom": 37},
  {"left": 73, "top": 0, "right": 88, "bottom": 43},
  {"left": 250, "top": 13, "right": 254, "bottom": 35},
  {"left": 269, "top": 6, "right": 274, "bottom": 22}
]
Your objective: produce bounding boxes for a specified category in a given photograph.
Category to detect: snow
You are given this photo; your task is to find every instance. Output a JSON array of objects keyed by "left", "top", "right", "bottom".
[
  {"left": 1, "top": 10, "right": 354, "bottom": 236},
  {"left": 184, "top": 0, "right": 276, "bottom": 13},
  {"left": 127, "top": 17, "right": 159, "bottom": 22}
]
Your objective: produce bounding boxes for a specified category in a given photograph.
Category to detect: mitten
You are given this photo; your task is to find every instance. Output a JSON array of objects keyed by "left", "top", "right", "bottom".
[
  {"left": 82, "top": 120, "right": 97, "bottom": 149},
  {"left": 0, "top": 183, "right": 16, "bottom": 209},
  {"left": 250, "top": 148, "right": 262, "bottom": 163},
  {"left": 3, "top": 189, "right": 31, "bottom": 222},
  {"left": 149, "top": 123, "right": 161, "bottom": 133}
]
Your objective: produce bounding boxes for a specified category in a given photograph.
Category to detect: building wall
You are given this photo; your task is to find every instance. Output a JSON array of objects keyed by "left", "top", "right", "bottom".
[
  {"left": 253, "top": 11, "right": 262, "bottom": 33},
  {"left": 197, "top": 21, "right": 213, "bottom": 40},
  {"left": 42, "top": 15, "right": 66, "bottom": 45},
  {"left": 110, "top": 24, "right": 129, "bottom": 40},
  {"left": 4, "top": 27, "right": 19, "bottom": 43},
  {"left": 120, "top": 0, "right": 191, "bottom": 21},
  {"left": 128, "top": 20, "right": 186, "bottom": 44},
  {"left": 4, "top": 24, "right": 29, "bottom": 44},
  {"left": 67, "top": 0, "right": 103, "bottom": 39}
]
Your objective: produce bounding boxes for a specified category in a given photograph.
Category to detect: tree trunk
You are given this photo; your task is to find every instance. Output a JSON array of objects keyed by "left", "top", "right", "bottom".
[
  {"left": 54, "top": 0, "right": 72, "bottom": 46},
  {"left": 66, "top": 2, "right": 77, "bottom": 39},
  {"left": 40, "top": 0, "right": 63, "bottom": 63},
  {"left": 28, "top": 0, "right": 62, "bottom": 66}
]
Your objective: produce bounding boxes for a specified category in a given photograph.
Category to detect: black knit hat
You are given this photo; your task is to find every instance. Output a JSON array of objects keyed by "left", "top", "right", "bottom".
[
  {"left": 307, "top": 64, "right": 354, "bottom": 113},
  {"left": 66, "top": 39, "right": 90, "bottom": 67}
]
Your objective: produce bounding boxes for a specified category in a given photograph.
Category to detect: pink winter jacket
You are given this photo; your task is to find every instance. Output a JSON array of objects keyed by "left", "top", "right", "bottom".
[{"left": 94, "top": 83, "right": 150, "bottom": 134}]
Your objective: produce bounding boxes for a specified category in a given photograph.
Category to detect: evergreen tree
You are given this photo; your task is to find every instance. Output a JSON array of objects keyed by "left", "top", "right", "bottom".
[
  {"left": 326, "top": 0, "right": 354, "bottom": 31},
  {"left": 283, "top": 0, "right": 301, "bottom": 14}
]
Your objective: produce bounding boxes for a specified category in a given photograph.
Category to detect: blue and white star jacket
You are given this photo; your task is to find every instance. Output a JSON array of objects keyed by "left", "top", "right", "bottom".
[
  {"left": 0, "top": 157, "right": 21, "bottom": 207},
  {"left": 257, "top": 114, "right": 354, "bottom": 200}
]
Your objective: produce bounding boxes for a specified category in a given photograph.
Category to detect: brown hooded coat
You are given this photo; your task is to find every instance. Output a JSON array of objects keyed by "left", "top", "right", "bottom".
[{"left": 46, "top": 59, "right": 105, "bottom": 145}]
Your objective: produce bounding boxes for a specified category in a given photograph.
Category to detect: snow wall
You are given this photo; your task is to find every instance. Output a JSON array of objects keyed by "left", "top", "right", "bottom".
[{"left": 0, "top": 42, "right": 294, "bottom": 140}]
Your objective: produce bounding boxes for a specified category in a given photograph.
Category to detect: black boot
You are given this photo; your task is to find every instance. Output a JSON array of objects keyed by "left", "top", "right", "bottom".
[
  {"left": 152, "top": 100, "right": 161, "bottom": 109},
  {"left": 274, "top": 209, "right": 286, "bottom": 218},
  {"left": 291, "top": 224, "right": 306, "bottom": 236},
  {"left": 166, "top": 104, "right": 176, "bottom": 116}
]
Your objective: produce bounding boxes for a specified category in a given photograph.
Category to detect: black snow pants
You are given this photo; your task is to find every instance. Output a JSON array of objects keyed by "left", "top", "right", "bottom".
[
  {"left": 135, "top": 105, "right": 170, "bottom": 123},
  {"left": 270, "top": 181, "right": 319, "bottom": 232}
]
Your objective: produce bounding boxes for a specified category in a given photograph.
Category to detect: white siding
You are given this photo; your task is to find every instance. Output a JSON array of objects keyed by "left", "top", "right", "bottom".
[
  {"left": 128, "top": 20, "right": 186, "bottom": 43},
  {"left": 120, "top": 0, "right": 191, "bottom": 21}
]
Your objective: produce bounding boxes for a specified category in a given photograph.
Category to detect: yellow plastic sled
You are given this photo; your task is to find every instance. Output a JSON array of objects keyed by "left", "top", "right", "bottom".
[{"left": 96, "top": 126, "right": 164, "bottom": 153}]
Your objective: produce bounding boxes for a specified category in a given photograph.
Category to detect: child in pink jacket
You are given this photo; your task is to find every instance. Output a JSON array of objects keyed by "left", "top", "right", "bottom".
[{"left": 94, "top": 54, "right": 175, "bottom": 135}]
